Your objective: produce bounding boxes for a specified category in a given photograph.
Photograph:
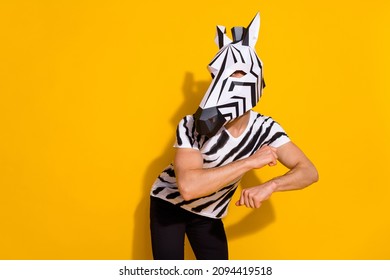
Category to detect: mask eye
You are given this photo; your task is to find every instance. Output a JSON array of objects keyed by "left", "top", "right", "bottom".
[{"left": 230, "top": 70, "right": 247, "bottom": 78}]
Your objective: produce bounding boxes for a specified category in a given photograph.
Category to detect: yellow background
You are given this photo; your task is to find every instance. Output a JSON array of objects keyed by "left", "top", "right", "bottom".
[{"left": 1, "top": 0, "right": 389, "bottom": 260}]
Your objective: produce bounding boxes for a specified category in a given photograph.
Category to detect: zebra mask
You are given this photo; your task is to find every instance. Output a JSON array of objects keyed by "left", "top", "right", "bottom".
[{"left": 194, "top": 13, "right": 265, "bottom": 137}]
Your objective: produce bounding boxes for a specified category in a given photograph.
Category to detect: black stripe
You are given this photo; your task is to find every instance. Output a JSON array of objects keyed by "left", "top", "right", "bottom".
[
  {"left": 249, "top": 51, "right": 260, "bottom": 78},
  {"left": 254, "top": 51, "right": 264, "bottom": 96},
  {"left": 203, "top": 158, "right": 219, "bottom": 164},
  {"left": 217, "top": 77, "right": 229, "bottom": 103},
  {"left": 216, "top": 203, "right": 229, "bottom": 218},
  {"left": 215, "top": 115, "right": 261, "bottom": 167},
  {"left": 191, "top": 182, "right": 237, "bottom": 213},
  {"left": 249, "top": 51, "right": 262, "bottom": 102},
  {"left": 157, "top": 175, "right": 172, "bottom": 184},
  {"left": 217, "top": 101, "right": 240, "bottom": 118},
  {"left": 231, "top": 46, "right": 238, "bottom": 63},
  {"left": 163, "top": 165, "right": 175, "bottom": 177},
  {"left": 215, "top": 184, "right": 240, "bottom": 218},
  {"left": 254, "top": 50, "right": 263, "bottom": 70},
  {"left": 229, "top": 81, "right": 256, "bottom": 108},
  {"left": 231, "top": 45, "right": 245, "bottom": 63},
  {"left": 213, "top": 186, "right": 237, "bottom": 212},
  {"left": 175, "top": 181, "right": 236, "bottom": 208},
  {"left": 205, "top": 130, "right": 229, "bottom": 155},
  {"left": 166, "top": 192, "right": 181, "bottom": 199},
  {"left": 208, "top": 46, "right": 228, "bottom": 69},
  {"left": 229, "top": 115, "right": 270, "bottom": 162},
  {"left": 193, "top": 114, "right": 207, "bottom": 149},
  {"left": 261, "top": 131, "right": 288, "bottom": 147},
  {"left": 198, "top": 135, "right": 207, "bottom": 149},
  {"left": 191, "top": 118, "right": 197, "bottom": 147},
  {"left": 217, "top": 27, "right": 225, "bottom": 49},
  {"left": 175, "top": 191, "right": 217, "bottom": 207},
  {"left": 191, "top": 199, "right": 218, "bottom": 213},
  {"left": 152, "top": 187, "right": 165, "bottom": 195},
  {"left": 204, "top": 48, "right": 230, "bottom": 105},
  {"left": 176, "top": 123, "right": 183, "bottom": 146},
  {"left": 231, "top": 95, "right": 246, "bottom": 113},
  {"left": 222, "top": 112, "right": 233, "bottom": 120},
  {"left": 248, "top": 119, "right": 279, "bottom": 156},
  {"left": 183, "top": 117, "right": 194, "bottom": 147},
  {"left": 218, "top": 181, "right": 238, "bottom": 192}
]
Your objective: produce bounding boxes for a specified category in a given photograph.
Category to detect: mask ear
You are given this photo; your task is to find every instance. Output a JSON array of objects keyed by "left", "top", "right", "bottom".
[
  {"left": 242, "top": 12, "right": 260, "bottom": 47},
  {"left": 214, "top": 25, "right": 232, "bottom": 49}
]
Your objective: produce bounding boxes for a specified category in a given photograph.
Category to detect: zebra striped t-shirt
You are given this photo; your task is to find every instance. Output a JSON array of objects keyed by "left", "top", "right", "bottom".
[{"left": 150, "top": 110, "right": 290, "bottom": 219}]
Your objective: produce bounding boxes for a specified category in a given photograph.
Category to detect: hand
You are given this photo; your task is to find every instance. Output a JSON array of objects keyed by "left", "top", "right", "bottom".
[
  {"left": 247, "top": 145, "right": 278, "bottom": 169},
  {"left": 235, "top": 181, "right": 276, "bottom": 208}
]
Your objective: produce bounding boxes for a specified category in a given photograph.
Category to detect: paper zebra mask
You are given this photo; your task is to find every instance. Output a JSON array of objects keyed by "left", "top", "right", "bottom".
[{"left": 194, "top": 13, "right": 265, "bottom": 137}]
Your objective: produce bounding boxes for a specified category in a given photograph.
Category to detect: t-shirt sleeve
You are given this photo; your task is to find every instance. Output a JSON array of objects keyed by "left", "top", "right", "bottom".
[
  {"left": 266, "top": 118, "right": 291, "bottom": 148},
  {"left": 173, "top": 115, "right": 200, "bottom": 150}
]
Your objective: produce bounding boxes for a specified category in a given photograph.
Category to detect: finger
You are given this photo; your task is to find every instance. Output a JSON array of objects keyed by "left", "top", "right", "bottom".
[
  {"left": 255, "top": 201, "right": 262, "bottom": 208},
  {"left": 239, "top": 191, "right": 246, "bottom": 206},
  {"left": 245, "top": 192, "right": 255, "bottom": 208},
  {"left": 268, "top": 156, "right": 278, "bottom": 166},
  {"left": 242, "top": 191, "right": 250, "bottom": 208},
  {"left": 249, "top": 197, "right": 256, "bottom": 208}
]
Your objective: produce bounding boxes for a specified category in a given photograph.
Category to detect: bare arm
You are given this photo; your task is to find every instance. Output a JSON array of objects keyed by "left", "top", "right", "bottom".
[
  {"left": 236, "top": 141, "right": 319, "bottom": 208},
  {"left": 174, "top": 145, "right": 278, "bottom": 200},
  {"left": 272, "top": 141, "right": 319, "bottom": 191}
]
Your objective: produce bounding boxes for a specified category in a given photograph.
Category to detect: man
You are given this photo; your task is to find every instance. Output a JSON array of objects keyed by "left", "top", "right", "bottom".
[{"left": 150, "top": 13, "right": 318, "bottom": 260}]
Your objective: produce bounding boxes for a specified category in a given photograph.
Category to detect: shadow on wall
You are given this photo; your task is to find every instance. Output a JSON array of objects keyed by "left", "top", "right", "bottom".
[
  {"left": 132, "top": 73, "right": 275, "bottom": 260},
  {"left": 132, "top": 72, "right": 207, "bottom": 260},
  {"left": 225, "top": 170, "right": 275, "bottom": 242}
]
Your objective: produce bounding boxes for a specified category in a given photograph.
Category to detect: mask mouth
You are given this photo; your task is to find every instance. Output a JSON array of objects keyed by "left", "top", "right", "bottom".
[{"left": 194, "top": 107, "right": 226, "bottom": 138}]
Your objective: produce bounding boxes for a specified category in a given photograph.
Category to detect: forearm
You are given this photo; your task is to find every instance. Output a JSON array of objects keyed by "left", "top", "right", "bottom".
[
  {"left": 175, "top": 145, "right": 278, "bottom": 201},
  {"left": 176, "top": 158, "right": 252, "bottom": 200},
  {"left": 269, "top": 162, "right": 319, "bottom": 192},
  {"left": 236, "top": 161, "right": 318, "bottom": 208}
]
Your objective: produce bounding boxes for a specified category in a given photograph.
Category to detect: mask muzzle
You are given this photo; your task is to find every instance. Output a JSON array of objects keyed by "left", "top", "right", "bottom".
[{"left": 194, "top": 107, "right": 225, "bottom": 138}]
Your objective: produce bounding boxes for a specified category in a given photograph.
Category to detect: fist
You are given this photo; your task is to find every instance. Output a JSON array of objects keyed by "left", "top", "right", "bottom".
[
  {"left": 235, "top": 182, "right": 276, "bottom": 208},
  {"left": 249, "top": 145, "right": 278, "bottom": 169}
]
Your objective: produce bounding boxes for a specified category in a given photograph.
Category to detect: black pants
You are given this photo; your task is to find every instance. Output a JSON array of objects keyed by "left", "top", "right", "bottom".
[{"left": 150, "top": 196, "right": 228, "bottom": 260}]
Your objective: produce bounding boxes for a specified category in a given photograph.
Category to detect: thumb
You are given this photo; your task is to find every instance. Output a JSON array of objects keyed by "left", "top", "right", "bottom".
[{"left": 235, "top": 200, "right": 241, "bottom": 206}]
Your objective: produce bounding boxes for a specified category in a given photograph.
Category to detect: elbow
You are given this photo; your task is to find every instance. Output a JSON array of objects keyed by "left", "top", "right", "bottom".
[
  {"left": 179, "top": 187, "right": 194, "bottom": 201},
  {"left": 299, "top": 163, "right": 319, "bottom": 190},
  {"left": 177, "top": 179, "right": 197, "bottom": 201},
  {"left": 181, "top": 192, "right": 195, "bottom": 201},
  {"left": 309, "top": 165, "right": 319, "bottom": 185},
  {"left": 312, "top": 170, "right": 319, "bottom": 185}
]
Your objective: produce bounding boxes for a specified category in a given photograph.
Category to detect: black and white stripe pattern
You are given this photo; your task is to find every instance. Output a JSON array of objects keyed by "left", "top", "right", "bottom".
[
  {"left": 194, "top": 13, "right": 265, "bottom": 138},
  {"left": 150, "top": 110, "right": 290, "bottom": 219},
  {"left": 202, "top": 43, "right": 263, "bottom": 123}
]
